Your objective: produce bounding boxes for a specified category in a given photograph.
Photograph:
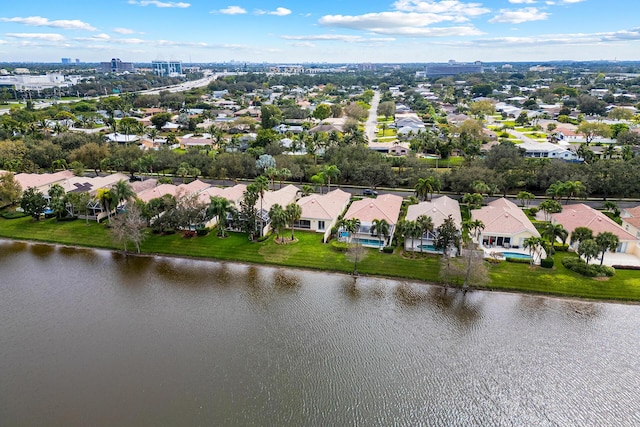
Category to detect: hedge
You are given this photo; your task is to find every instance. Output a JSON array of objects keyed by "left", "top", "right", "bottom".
[
  {"left": 562, "top": 257, "right": 615, "bottom": 277},
  {"left": 331, "top": 241, "right": 350, "bottom": 252},
  {"left": 506, "top": 257, "right": 530, "bottom": 264},
  {"left": 540, "top": 256, "right": 554, "bottom": 268}
]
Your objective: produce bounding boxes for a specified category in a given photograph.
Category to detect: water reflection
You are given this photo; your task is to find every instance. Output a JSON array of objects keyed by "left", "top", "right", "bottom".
[{"left": 28, "top": 243, "right": 55, "bottom": 259}]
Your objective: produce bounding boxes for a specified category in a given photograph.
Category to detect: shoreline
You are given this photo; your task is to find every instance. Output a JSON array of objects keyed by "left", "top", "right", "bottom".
[{"left": 3, "top": 236, "right": 639, "bottom": 307}]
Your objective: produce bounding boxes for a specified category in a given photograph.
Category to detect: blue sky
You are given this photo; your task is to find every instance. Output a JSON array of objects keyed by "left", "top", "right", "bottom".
[{"left": 1, "top": 0, "right": 639, "bottom": 63}]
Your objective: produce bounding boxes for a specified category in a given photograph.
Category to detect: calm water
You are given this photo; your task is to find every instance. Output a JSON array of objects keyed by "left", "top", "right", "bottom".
[{"left": 1, "top": 239, "right": 639, "bottom": 426}]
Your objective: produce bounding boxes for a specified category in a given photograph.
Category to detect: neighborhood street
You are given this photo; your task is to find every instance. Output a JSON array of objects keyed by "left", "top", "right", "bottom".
[{"left": 365, "top": 90, "right": 380, "bottom": 143}]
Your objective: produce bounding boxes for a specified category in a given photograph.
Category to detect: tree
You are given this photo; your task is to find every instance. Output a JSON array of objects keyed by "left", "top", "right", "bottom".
[
  {"left": 577, "top": 122, "right": 611, "bottom": 145},
  {"left": 110, "top": 203, "right": 146, "bottom": 253},
  {"left": 602, "top": 201, "right": 620, "bottom": 217},
  {"left": 416, "top": 215, "right": 433, "bottom": 253},
  {"left": 254, "top": 175, "right": 270, "bottom": 236},
  {"left": 562, "top": 180, "right": 586, "bottom": 202},
  {"left": 112, "top": 179, "right": 135, "bottom": 211},
  {"left": 571, "top": 227, "right": 593, "bottom": 247},
  {"left": 268, "top": 203, "right": 287, "bottom": 242},
  {"left": 47, "top": 183, "right": 66, "bottom": 220},
  {"left": 516, "top": 191, "right": 535, "bottom": 207},
  {"left": 69, "top": 142, "right": 110, "bottom": 176},
  {"left": 265, "top": 166, "right": 279, "bottom": 191},
  {"left": 545, "top": 181, "right": 566, "bottom": 200},
  {"left": 462, "top": 218, "right": 484, "bottom": 242},
  {"left": 608, "top": 107, "right": 634, "bottom": 121},
  {"left": 538, "top": 199, "right": 562, "bottom": 222},
  {"left": 523, "top": 236, "right": 544, "bottom": 266},
  {"left": 515, "top": 111, "right": 530, "bottom": 126},
  {"left": 0, "top": 172, "right": 22, "bottom": 207},
  {"left": 150, "top": 112, "right": 172, "bottom": 130},
  {"left": 207, "top": 196, "right": 231, "bottom": 237},
  {"left": 64, "top": 191, "right": 91, "bottom": 224},
  {"left": 462, "top": 193, "right": 483, "bottom": 210},
  {"left": 542, "top": 223, "right": 568, "bottom": 252},
  {"left": 261, "top": 105, "right": 282, "bottom": 129},
  {"left": 255, "top": 154, "right": 276, "bottom": 174},
  {"left": 469, "top": 100, "right": 495, "bottom": 119},
  {"left": 312, "top": 104, "right": 331, "bottom": 121},
  {"left": 594, "top": 232, "right": 619, "bottom": 265},
  {"left": 278, "top": 168, "right": 291, "bottom": 188},
  {"left": 434, "top": 215, "right": 460, "bottom": 259},
  {"left": 339, "top": 218, "right": 361, "bottom": 244},
  {"left": 371, "top": 218, "right": 390, "bottom": 248},
  {"left": 577, "top": 239, "right": 599, "bottom": 265},
  {"left": 239, "top": 184, "right": 259, "bottom": 240},
  {"left": 20, "top": 187, "right": 47, "bottom": 220},
  {"left": 285, "top": 202, "right": 302, "bottom": 241},
  {"left": 377, "top": 101, "right": 396, "bottom": 119},
  {"left": 96, "top": 188, "right": 114, "bottom": 223},
  {"left": 414, "top": 176, "right": 440, "bottom": 201},
  {"left": 321, "top": 164, "right": 340, "bottom": 192}
]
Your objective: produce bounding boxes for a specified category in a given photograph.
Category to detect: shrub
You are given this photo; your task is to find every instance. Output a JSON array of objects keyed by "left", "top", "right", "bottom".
[
  {"left": 562, "top": 257, "right": 615, "bottom": 277},
  {"left": 506, "top": 257, "right": 530, "bottom": 264},
  {"left": 553, "top": 243, "right": 569, "bottom": 252},
  {"left": 331, "top": 240, "right": 350, "bottom": 252},
  {"left": 256, "top": 234, "right": 270, "bottom": 242},
  {"left": 382, "top": 246, "right": 394, "bottom": 254},
  {"left": 1, "top": 211, "right": 28, "bottom": 219},
  {"left": 525, "top": 207, "right": 539, "bottom": 216},
  {"left": 540, "top": 256, "right": 555, "bottom": 268},
  {"left": 196, "top": 227, "right": 209, "bottom": 237}
]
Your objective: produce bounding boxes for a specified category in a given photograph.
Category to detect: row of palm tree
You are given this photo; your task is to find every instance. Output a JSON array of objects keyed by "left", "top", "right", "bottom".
[{"left": 268, "top": 202, "right": 303, "bottom": 243}]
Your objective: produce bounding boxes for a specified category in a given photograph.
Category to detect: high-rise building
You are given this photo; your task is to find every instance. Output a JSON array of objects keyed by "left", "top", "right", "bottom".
[
  {"left": 152, "top": 60, "right": 182, "bottom": 77},
  {"left": 425, "top": 60, "right": 483, "bottom": 77},
  {"left": 100, "top": 58, "right": 135, "bottom": 73},
  {"left": 61, "top": 58, "right": 72, "bottom": 65}
]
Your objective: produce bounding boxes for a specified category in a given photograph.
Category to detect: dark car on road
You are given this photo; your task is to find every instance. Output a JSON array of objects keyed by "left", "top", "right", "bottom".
[{"left": 363, "top": 189, "right": 378, "bottom": 196}]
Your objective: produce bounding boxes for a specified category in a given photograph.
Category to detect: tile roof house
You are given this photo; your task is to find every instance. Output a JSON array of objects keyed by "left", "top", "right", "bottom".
[
  {"left": 14, "top": 170, "right": 75, "bottom": 194},
  {"left": 518, "top": 141, "right": 580, "bottom": 161},
  {"left": 256, "top": 184, "right": 300, "bottom": 236},
  {"left": 341, "top": 193, "right": 403, "bottom": 248},
  {"left": 552, "top": 204, "right": 638, "bottom": 254},
  {"left": 296, "top": 189, "right": 351, "bottom": 243},
  {"left": 405, "top": 196, "right": 462, "bottom": 253},
  {"left": 472, "top": 198, "right": 540, "bottom": 249},
  {"left": 621, "top": 206, "right": 640, "bottom": 241}
]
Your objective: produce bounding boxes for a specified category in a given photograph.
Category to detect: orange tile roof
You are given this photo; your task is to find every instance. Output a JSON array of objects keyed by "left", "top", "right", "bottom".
[
  {"left": 472, "top": 198, "right": 540, "bottom": 236},
  {"left": 344, "top": 193, "right": 403, "bottom": 225},
  {"left": 552, "top": 203, "right": 636, "bottom": 241},
  {"left": 297, "top": 189, "right": 351, "bottom": 221}
]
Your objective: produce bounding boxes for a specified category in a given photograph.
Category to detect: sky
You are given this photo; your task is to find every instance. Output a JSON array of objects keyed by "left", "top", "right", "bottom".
[{"left": 1, "top": 0, "right": 639, "bottom": 64}]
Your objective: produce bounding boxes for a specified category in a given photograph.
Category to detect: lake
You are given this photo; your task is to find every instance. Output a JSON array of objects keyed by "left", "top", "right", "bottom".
[{"left": 1, "top": 239, "right": 639, "bottom": 426}]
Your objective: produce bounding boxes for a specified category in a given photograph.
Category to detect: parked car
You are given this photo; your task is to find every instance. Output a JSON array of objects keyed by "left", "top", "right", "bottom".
[{"left": 363, "top": 189, "right": 378, "bottom": 196}]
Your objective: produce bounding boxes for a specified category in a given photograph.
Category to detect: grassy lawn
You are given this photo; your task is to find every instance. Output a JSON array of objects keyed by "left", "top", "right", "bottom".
[
  {"left": 2, "top": 216, "right": 639, "bottom": 301},
  {"left": 377, "top": 129, "right": 397, "bottom": 137},
  {"left": 423, "top": 156, "right": 465, "bottom": 168}
]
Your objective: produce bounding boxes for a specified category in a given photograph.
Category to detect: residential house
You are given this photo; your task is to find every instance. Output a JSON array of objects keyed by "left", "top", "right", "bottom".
[
  {"left": 295, "top": 189, "right": 351, "bottom": 243},
  {"left": 179, "top": 136, "right": 213, "bottom": 150},
  {"left": 14, "top": 170, "right": 75, "bottom": 195},
  {"left": 621, "top": 206, "right": 640, "bottom": 241},
  {"left": 472, "top": 198, "right": 541, "bottom": 249},
  {"left": 552, "top": 204, "right": 638, "bottom": 255},
  {"left": 519, "top": 141, "right": 581, "bottom": 162},
  {"left": 257, "top": 184, "right": 300, "bottom": 236},
  {"left": 341, "top": 194, "right": 403, "bottom": 248},
  {"left": 405, "top": 196, "right": 462, "bottom": 254}
]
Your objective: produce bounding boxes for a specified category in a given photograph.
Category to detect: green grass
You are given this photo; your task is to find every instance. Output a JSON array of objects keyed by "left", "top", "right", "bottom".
[
  {"left": 1, "top": 216, "right": 639, "bottom": 301},
  {"left": 423, "top": 156, "right": 465, "bottom": 168}
]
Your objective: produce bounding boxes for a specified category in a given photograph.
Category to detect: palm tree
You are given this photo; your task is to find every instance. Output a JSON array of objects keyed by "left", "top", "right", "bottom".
[
  {"left": 542, "top": 223, "right": 568, "bottom": 253},
  {"left": 254, "top": 175, "right": 270, "bottom": 236},
  {"left": 570, "top": 226, "right": 593, "bottom": 247},
  {"left": 322, "top": 164, "right": 340, "bottom": 193},
  {"left": 285, "top": 202, "right": 302, "bottom": 241},
  {"left": 595, "top": 232, "right": 620, "bottom": 265},
  {"left": 112, "top": 179, "right": 136, "bottom": 211},
  {"left": 416, "top": 215, "right": 434, "bottom": 253},
  {"left": 96, "top": 188, "right": 113, "bottom": 222},
  {"left": 339, "top": 218, "right": 361, "bottom": 244},
  {"left": 471, "top": 180, "right": 491, "bottom": 196},
  {"left": 523, "top": 236, "right": 544, "bottom": 266},
  {"left": 48, "top": 183, "right": 66, "bottom": 219},
  {"left": 301, "top": 184, "right": 314, "bottom": 197},
  {"left": 208, "top": 196, "right": 231, "bottom": 237},
  {"left": 545, "top": 181, "right": 566, "bottom": 201},
  {"left": 268, "top": 203, "right": 287, "bottom": 242},
  {"left": 371, "top": 218, "right": 390, "bottom": 248},
  {"left": 462, "top": 218, "right": 484, "bottom": 243},
  {"left": 414, "top": 176, "right": 440, "bottom": 201},
  {"left": 265, "top": 166, "right": 279, "bottom": 191},
  {"left": 278, "top": 168, "right": 292, "bottom": 189},
  {"left": 563, "top": 180, "right": 586, "bottom": 203}
]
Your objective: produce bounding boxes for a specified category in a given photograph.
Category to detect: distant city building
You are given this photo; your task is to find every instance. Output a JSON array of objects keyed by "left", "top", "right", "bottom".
[
  {"left": 0, "top": 73, "right": 81, "bottom": 90},
  {"left": 75, "top": 58, "right": 80, "bottom": 64},
  {"left": 425, "top": 60, "right": 483, "bottom": 77},
  {"left": 358, "top": 63, "right": 376, "bottom": 71},
  {"left": 152, "top": 60, "right": 183, "bottom": 77},
  {"left": 100, "top": 58, "right": 135, "bottom": 73},
  {"left": 269, "top": 65, "right": 304, "bottom": 74},
  {"left": 61, "top": 58, "right": 72, "bottom": 65},
  {"left": 14, "top": 68, "right": 30, "bottom": 75}
]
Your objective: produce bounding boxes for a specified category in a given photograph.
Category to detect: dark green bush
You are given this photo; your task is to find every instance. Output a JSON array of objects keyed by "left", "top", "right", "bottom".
[
  {"left": 562, "top": 257, "right": 615, "bottom": 277},
  {"left": 506, "top": 257, "right": 530, "bottom": 264},
  {"left": 553, "top": 243, "right": 569, "bottom": 252},
  {"left": 540, "top": 256, "right": 554, "bottom": 268},
  {"left": 196, "top": 227, "right": 209, "bottom": 237},
  {"left": 382, "top": 246, "right": 394, "bottom": 254},
  {"left": 1, "top": 211, "right": 28, "bottom": 219},
  {"left": 331, "top": 240, "right": 350, "bottom": 252}
]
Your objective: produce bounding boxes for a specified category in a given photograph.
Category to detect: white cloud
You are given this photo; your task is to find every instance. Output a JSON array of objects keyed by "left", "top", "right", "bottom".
[
  {"left": 255, "top": 7, "right": 292, "bottom": 16},
  {"left": 218, "top": 6, "right": 247, "bottom": 15},
  {"left": 113, "top": 27, "right": 141, "bottom": 35},
  {"left": 509, "top": 0, "right": 536, "bottom": 3},
  {"left": 128, "top": 0, "right": 190, "bottom": 8},
  {"left": 392, "top": 0, "right": 490, "bottom": 17},
  {"left": 281, "top": 34, "right": 396, "bottom": 43},
  {"left": 0, "top": 16, "right": 96, "bottom": 31},
  {"left": 489, "top": 7, "right": 549, "bottom": 24},
  {"left": 5, "top": 33, "right": 66, "bottom": 41},
  {"left": 319, "top": 1, "right": 488, "bottom": 38}
]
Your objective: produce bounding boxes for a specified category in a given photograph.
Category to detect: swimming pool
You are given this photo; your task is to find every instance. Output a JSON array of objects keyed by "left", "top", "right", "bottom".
[
  {"left": 500, "top": 251, "right": 531, "bottom": 260},
  {"left": 418, "top": 244, "right": 437, "bottom": 251}
]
